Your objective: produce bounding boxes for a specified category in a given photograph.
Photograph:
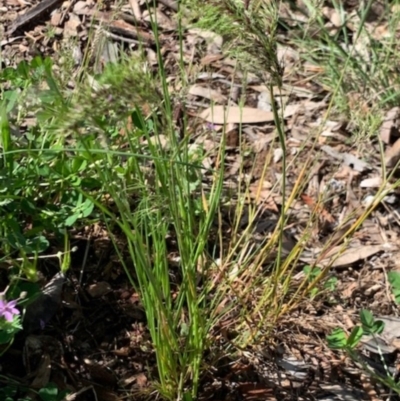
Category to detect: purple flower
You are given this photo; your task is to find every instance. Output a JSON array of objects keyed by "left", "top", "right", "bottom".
[{"left": 0, "top": 299, "right": 20, "bottom": 322}]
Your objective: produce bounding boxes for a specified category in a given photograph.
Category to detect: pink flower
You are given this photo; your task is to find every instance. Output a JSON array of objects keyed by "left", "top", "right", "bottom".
[{"left": 0, "top": 299, "right": 20, "bottom": 322}]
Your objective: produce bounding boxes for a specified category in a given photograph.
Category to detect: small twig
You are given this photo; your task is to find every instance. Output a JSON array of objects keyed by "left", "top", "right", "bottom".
[
  {"left": 14, "top": 248, "right": 77, "bottom": 261},
  {"left": 102, "top": 29, "right": 141, "bottom": 45}
]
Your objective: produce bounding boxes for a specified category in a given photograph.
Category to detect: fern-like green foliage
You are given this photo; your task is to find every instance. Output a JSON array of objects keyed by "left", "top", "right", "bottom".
[{"left": 182, "top": 0, "right": 283, "bottom": 84}]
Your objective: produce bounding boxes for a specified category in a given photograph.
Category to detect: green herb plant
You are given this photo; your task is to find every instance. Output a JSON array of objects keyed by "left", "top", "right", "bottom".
[{"left": 328, "top": 309, "right": 400, "bottom": 393}]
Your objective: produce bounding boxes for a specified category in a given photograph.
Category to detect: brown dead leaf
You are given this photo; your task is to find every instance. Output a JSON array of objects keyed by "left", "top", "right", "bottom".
[
  {"left": 30, "top": 353, "right": 51, "bottom": 389},
  {"left": 226, "top": 127, "right": 239, "bottom": 147},
  {"left": 341, "top": 282, "right": 358, "bottom": 299},
  {"left": 251, "top": 149, "right": 270, "bottom": 179},
  {"left": 64, "top": 14, "right": 81, "bottom": 37},
  {"left": 135, "top": 372, "right": 148, "bottom": 388},
  {"left": 347, "top": 92, "right": 370, "bottom": 115},
  {"left": 391, "top": 338, "right": 400, "bottom": 350},
  {"left": 227, "top": 157, "right": 241, "bottom": 176},
  {"left": 143, "top": 8, "right": 176, "bottom": 30},
  {"left": 129, "top": 0, "right": 141, "bottom": 20},
  {"left": 276, "top": 44, "right": 299, "bottom": 68},
  {"left": 273, "top": 148, "right": 283, "bottom": 163},
  {"left": 321, "top": 244, "right": 384, "bottom": 269},
  {"left": 257, "top": 91, "right": 272, "bottom": 111},
  {"left": 50, "top": 11, "right": 62, "bottom": 26},
  {"left": 333, "top": 165, "right": 354, "bottom": 179},
  {"left": 189, "top": 84, "right": 226, "bottom": 103},
  {"left": 188, "top": 28, "right": 223, "bottom": 53},
  {"left": 91, "top": 386, "right": 122, "bottom": 401},
  {"left": 237, "top": 382, "right": 276, "bottom": 401},
  {"left": 200, "top": 54, "right": 224, "bottom": 65},
  {"left": 113, "top": 346, "right": 130, "bottom": 357},
  {"left": 385, "top": 137, "right": 400, "bottom": 168},
  {"left": 301, "top": 193, "right": 336, "bottom": 224},
  {"left": 73, "top": 0, "right": 89, "bottom": 14},
  {"left": 303, "top": 63, "right": 325, "bottom": 73},
  {"left": 322, "top": 6, "right": 344, "bottom": 27},
  {"left": 321, "top": 145, "right": 370, "bottom": 172},
  {"left": 319, "top": 384, "right": 369, "bottom": 401},
  {"left": 343, "top": 153, "right": 370, "bottom": 172},
  {"left": 86, "top": 281, "right": 112, "bottom": 298},
  {"left": 249, "top": 181, "right": 279, "bottom": 212},
  {"left": 380, "top": 107, "right": 400, "bottom": 144},
  {"left": 199, "top": 101, "right": 322, "bottom": 125},
  {"left": 199, "top": 106, "right": 274, "bottom": 124},
  {"left": 85, "top": 360, "right": 117, "bottom": 387},
  {"left": 143, "top": 134, "right": 170, "bottom": 150},
  {"left": 360, "top": 176, "right": 383, "bottom": 188}
]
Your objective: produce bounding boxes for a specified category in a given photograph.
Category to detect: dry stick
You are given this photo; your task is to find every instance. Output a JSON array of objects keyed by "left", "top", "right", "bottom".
[
  {"left": 7, "top": 0, "right": 64, "bottom": 34},
  {"left": 89, "top": 10, "right": 156, "bottom": 44}
]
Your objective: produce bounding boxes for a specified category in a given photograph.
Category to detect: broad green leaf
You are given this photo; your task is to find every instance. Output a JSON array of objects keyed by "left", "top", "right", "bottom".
[
  {"left": 65, "top": 214, "right": 79, "bottom": 227},
  {"left": 3, "top": 90, "right": 19, "bottom": 113},
  {"left": 0, "top": 329, "right": 14, "bottom": 344},
  {"left": 39, "top": 382, "right": 59, "bottom": 401},
  {"left": 324, "top": 276, "right": 338, "bottom": 291},
  {"left": 388, "top": 271, "right": 400, "bottom": 287},
  {"left": 360, "top": 309, "right": 374, "bottom": 329},
  {"left": 347, "top": 326, "right": 363, "bottom": 349},
  {"left": 327, "top": 328, "right": 347, "bottom": 349},
  {"left": 372, "top": 320, "right": 385, "bottom": 335},
  {"left": 388, "top": 271, "right": 400, "bottom": 304}
]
